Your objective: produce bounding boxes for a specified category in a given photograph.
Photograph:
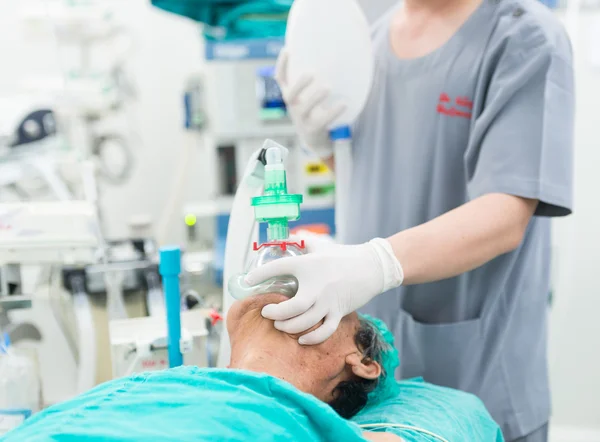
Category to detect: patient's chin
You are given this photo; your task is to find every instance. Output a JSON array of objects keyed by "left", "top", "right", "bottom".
[
  {"left": 286, "top": 320, "right": 326, "bottom": 340},
  {"left": 228, "top": 293, "right": 295, "bottom": 340},
  {"left": 230, "top": 293, "right": 290, "bottom": 325},
  {"left": 243, "top": 293, "right": 290, "bottom": 312}
]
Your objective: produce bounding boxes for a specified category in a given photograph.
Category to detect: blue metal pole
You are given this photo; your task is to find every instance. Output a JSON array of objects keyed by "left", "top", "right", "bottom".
[{"left": 159, "top": 246, "right": 183, "bottom": 368}]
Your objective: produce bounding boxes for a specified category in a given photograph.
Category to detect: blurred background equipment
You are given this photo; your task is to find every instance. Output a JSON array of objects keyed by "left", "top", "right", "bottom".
[
  {"left": 0, "top": 201, "right": 100, "bottom": 414},
  {"left": 0, "top": 0, "right": 599, "bottom": 440},
  {"left": 15, "top": 0, "right": 138, "bottom": 199},
  {"left": 0, "top": 333, "right": 41, "bottom": 435}
]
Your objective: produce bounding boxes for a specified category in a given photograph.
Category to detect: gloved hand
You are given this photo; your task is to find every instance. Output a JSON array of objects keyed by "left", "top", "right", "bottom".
[
  {"left": 275, "top": 48, "right": 346, "bottom": 158},
  {"left": 245, "top": 238, "right": 404, "bottom": 345}
]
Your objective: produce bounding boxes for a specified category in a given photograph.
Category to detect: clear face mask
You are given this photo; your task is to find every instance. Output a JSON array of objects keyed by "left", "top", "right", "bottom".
[
  {"left": 228, "top": 241, "right": 306, "bottom": 300},
  {"left": 227, "top": 140, "right": 306, "bottom": 301}
]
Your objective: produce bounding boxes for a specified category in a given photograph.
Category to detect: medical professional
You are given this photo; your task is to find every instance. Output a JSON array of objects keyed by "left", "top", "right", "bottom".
[{"left": 245, "top": 0, "right": 575, "bottom": 440}]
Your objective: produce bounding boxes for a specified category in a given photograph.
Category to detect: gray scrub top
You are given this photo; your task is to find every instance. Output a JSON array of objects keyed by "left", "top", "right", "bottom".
[{"left": 347, "top": 0, "right": 574, "bottom": 440}]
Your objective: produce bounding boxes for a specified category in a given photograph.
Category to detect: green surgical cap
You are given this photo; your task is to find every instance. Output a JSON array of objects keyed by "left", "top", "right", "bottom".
[{"left": 359, "top": 314, "right": 401, "bottom": 405}]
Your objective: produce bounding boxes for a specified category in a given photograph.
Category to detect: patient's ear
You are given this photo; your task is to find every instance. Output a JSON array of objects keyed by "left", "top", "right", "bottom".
[{"left": 345, "top": 354, "right": 382, "bottom": 380}]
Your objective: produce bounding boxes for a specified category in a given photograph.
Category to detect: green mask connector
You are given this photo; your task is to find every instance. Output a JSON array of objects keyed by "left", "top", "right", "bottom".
[{"left": 251, "top": 142, "right": 303, "bottom": 241}]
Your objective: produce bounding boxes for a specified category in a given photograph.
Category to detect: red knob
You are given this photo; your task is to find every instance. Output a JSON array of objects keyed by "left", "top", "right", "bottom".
[{"left": 209, "top": 309, "right": 223, "bottom": 326}]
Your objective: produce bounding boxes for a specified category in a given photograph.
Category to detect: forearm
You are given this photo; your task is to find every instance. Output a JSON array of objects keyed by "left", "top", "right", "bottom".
[{"left": 388, "top": 193, "right": 538, "bottom": 286}]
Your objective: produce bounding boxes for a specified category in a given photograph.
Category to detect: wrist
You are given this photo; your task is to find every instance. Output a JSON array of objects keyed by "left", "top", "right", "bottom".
[{"left": 369, "top": 238, "right": 404, "bottom": 292}]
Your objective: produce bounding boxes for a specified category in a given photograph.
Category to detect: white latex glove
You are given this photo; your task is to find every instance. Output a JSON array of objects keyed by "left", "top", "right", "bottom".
[
  {"left": 276, "top": 48, "right": 346, "bottom": 158},
  {"left": 245, "top": 238, "right": 404, "bottom": 345}
]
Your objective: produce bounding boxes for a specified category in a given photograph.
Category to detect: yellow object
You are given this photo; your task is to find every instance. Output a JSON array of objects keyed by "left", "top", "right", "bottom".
[
  {"left": 185, "top": 214, "right": 197, "bottom": 227},
  {"left": 305, "top": 162, "right": 329, "bottom": 175}
]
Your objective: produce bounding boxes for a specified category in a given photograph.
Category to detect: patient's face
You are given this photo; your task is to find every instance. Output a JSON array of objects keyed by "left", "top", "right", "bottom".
[{"left": 227, "top": 293, "right": 375, "bottom": 402}]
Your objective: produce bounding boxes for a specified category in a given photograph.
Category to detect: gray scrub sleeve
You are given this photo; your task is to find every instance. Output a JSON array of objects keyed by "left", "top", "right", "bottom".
[{"left": 466, "top": 34, "right": 575, "bottom": 217}]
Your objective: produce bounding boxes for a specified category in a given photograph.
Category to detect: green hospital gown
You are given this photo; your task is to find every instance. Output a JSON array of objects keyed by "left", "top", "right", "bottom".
[
  {"left": 352, "top": 378, "right": 505, "bottom": 442},
  {"left": 1, "top": 367, "right": 365, "bottom": 442},
  {"left": 1, "top": 368, "right": 503, "bottom": 441}
]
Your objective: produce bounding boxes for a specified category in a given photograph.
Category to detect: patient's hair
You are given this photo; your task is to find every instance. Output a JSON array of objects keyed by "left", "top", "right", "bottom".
[{"left": 329, "top": 318, "right": 388, "bottom": 419}]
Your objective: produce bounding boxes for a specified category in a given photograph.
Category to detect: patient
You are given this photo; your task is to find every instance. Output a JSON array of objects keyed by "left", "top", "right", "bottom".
[
  {"left": 1, "top": 294, "right": 400, "bottom": 442},
  {"left": 227, "top": 292, "right": 392, "bottom": 420}
]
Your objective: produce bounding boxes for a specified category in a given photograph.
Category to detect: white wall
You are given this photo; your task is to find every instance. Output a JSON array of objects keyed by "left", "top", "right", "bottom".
[
  {"left": 0, "top": 3, "right": 61, "bottom": 91},
  {"left": 549, "top": 11, "right": 600, "bottom": 435}
]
